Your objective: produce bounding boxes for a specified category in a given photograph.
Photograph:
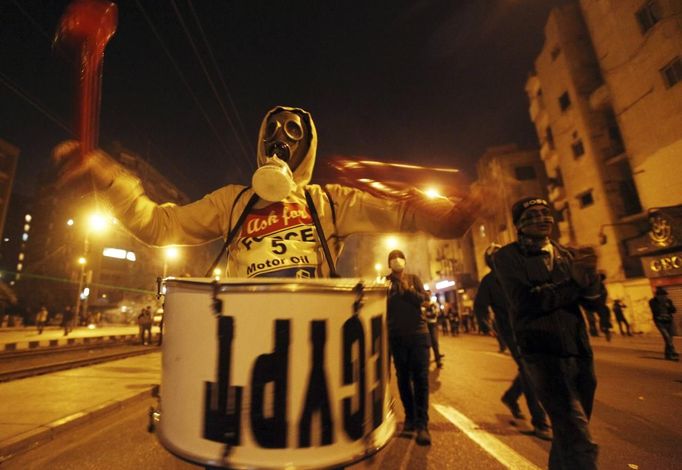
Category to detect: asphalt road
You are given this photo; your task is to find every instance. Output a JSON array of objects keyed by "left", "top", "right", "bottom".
[{"left": 5, "top": 334, "right": 682, "bottom": 469}]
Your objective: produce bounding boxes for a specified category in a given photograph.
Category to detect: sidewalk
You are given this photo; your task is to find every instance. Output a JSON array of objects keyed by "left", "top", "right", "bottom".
[
  {"left": 0, "top": 325, "right": 159, "bottom": 351},
  {"left": 587, "top": 331, "right": 682, "bottom": 353},
  {"left": 0, "top": 352, "right": 160, "bottom": 462}
]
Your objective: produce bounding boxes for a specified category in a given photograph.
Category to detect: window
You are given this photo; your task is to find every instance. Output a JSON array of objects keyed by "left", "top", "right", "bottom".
[
  {"left": 571, "top": 139, "right": 585, "bottom": 158},
  {"left": 636, "top": 1, "right": 662, "bottom": 34},
  {"left": 558, "top": 91, "right": 571, "bottom": 111},
  {"left": 551, "top": 46, "right": 561, "bottom": 61},
  {"left": 514, "top": 165, "right": 537, "bottom": 181},
  {"left": 661, "top": 57, "right": 682, "bottom": 88},
  {"left": 545, "top": 126, "right": 555, "bottom": 149},
  {"left": 577, "top": 190, "right": 594, "bottom": 208}
]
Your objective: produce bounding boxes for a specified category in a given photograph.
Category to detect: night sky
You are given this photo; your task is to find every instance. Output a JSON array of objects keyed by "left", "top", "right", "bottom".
[{"left": 2, "top": 0, "right": 567, "bottom": 201}]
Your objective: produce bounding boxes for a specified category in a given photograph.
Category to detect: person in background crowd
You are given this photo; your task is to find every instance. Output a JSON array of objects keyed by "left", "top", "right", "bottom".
[
  {"left": 494, "top": 196, "right": 601, "bottom": 470},
  {"left": 648, "top": 287, "right": 679, "bottom": 361},
  {"left": 460, "top": 295, "right": 473, "bottom": 333},
  {"left": 36, "top": 305, "right": 49, "bottom": 334},
  {"left": 596, "top": 274, "right": 612, "bottom": 342},
  {"left": 448, "top": 304, "right": 460, "bottom": 336},
  {"left": 138, "top": 306, "right": 153, "bottom": 346},
  {"left": 386, "top": 249, "right": 432, "bottom": 446},
  {"left": 474, "top": 243, "right": 551, "bottom": 440},
  {"left": 62, "top": 306, "right": 74, "bottom": 336},
  {"left": 438, "top": 302, "right": 453, "bottom": 335},
  {"left": 612, "top": 299, "right": 632, "bottom": 336},
  {"left": 424, "top": 293, "right": 444, "bottom": 368}
]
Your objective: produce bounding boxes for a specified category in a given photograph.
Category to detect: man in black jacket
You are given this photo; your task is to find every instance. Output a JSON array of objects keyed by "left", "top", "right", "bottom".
[
  {"left": 493, "top": 197, "right": 600, "bottom": 470},
  {"left": 386, "top": 249, "right": 432, "bottom": 446},
  {"left": 474, "top": 243, "right": 550, "bottom": 440},
  {"left": 649, "top": 287, "right": 679, "bottom": 361}
]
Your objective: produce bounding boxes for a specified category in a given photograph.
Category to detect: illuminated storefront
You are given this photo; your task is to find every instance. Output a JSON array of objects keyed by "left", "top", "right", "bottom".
[{"left": 628, "top": 206, "right": 682, "bottom": 334}]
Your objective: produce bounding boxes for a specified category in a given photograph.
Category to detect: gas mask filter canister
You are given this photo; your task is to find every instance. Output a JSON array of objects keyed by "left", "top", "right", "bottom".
[{"left": 251, "top": 156, "right": 296, "bottom": 202}]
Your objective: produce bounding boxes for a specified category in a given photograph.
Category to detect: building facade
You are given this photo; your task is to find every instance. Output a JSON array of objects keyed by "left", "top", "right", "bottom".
[
  {"left": 471, "top": 144, "right": 550, "bottom": 279},
  {"left": 13, "top": 145, "right": 214, "bottom": 319},
  {"left": 526, "top": 1, "right": 682, "bottom": 331}
]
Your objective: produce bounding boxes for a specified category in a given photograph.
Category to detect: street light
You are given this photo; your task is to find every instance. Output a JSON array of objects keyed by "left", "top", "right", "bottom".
[
  {"left": 162, "top": 246, "right": 180, "bottom": 278},
  {"left": 72, "top": 212, "right": 111, "bottom": 326},
  {"left": 374, "top": 262, "right": 383, "bottom": 282},
  {"left": 384, "top": 235, "right": 400, "bottom": 250}
]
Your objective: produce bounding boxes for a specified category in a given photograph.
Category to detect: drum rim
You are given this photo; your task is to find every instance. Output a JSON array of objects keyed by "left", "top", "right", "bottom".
[
  {"left": 163, "top": 277, "right": 388, "bottom": 294},
  {"left": 155, "top": 408, "right": 397, "bottom": 469}
]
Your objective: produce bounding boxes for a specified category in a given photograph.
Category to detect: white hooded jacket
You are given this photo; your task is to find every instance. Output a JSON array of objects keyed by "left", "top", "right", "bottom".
[{"left": 101, "top": 106, "right": 420, "bottom": 278}]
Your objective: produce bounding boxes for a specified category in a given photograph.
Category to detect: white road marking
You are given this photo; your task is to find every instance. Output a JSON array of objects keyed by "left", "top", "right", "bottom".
[{"left": 434, "top": 403, "right": 542, "bottom": 470}]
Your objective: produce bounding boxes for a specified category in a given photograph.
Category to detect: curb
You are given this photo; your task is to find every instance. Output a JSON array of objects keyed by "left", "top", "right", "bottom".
[
  {"left": 0, "top": 386, "right": 156, "bottom": 462},
  {"left": 2, "top": 334, "right": 148, "bottom": 352}
]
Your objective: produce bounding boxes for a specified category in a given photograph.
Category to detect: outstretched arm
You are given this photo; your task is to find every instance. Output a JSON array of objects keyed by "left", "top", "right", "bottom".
[{"left": 52, "top": 141, "right": 234, "bottom": 246}]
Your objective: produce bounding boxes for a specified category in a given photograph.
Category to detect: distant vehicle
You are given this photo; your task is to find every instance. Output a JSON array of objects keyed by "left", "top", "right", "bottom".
[{"left": 153, "top": 308, "right": 164, "bottom": 327}]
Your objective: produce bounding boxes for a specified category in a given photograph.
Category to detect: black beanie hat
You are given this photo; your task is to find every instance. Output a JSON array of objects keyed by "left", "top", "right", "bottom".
[
  {"left": 388, "top": 249, "right": 406, "bottom": 263},
  {"left": 511, "top": 197, "right": 550, "bottom": 226}
]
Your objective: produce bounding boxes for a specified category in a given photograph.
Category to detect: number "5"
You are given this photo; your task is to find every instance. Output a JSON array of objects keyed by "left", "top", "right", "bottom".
[{"left": 271, "top": 238, "right": 287, "bottom": 255}]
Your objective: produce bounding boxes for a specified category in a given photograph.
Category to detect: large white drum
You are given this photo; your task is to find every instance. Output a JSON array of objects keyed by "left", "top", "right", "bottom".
[{"left": 156, "top": 277, "right": 396, "bottom": 469}]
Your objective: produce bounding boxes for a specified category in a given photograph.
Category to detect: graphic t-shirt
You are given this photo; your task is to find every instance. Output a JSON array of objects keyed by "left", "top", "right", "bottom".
[{"left": 228, "top": 202, "right": 321, "bottom": 278}]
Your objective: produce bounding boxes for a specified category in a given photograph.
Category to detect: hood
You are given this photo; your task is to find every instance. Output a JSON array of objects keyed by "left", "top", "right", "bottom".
[{"left": 256, "top": 105, "right": 317, "bottom": 188}]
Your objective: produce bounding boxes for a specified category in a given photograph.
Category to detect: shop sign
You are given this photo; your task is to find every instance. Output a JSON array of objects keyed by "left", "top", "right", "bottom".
[{"left": 643, "top": 251, "right": 682, "bottom": 278}]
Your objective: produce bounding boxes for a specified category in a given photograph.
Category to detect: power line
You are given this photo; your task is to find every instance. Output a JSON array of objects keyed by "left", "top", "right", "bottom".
[
  {"left": 187, "top": 0, "right": 255, "bottom": 159},
  {"left": 171, "top": 0, "right": 254, "bottom": 172},
  {"left": 0, "top": 70, "right": 73, "bottom": 136},
  {"left": 133, "top": 0, "right": 251, "bottom": 182}
]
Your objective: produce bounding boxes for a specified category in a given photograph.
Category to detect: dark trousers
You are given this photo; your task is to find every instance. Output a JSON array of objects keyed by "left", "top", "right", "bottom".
[
  {"left": 584, "top": 310, "right": 599, "bottom": 337},
  {"left": 615, "top": 317, "right": 631, "bottom": 335},
  {"left": 500, "top": 330, "right": 546, "bottom": 427},
  {"left": 655, "top": 321, "right": 678, "bottom": 358},
  {"left": 390, "top": 340, "right": 430, "bottom": 429},
  {"left": 426, "top": 322, "right": 441, "bottom": 362},
  {"left": 139, "top": 325, "right": 152, "bottom": 344},
  {"left": 523, "top": 354, "right": 598, "bottom": 470},
  {"left": 502, "top": 364, "right": 548, "bottom": 428}
]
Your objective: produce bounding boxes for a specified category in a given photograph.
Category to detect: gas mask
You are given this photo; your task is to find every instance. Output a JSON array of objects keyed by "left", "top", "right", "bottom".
[
  {"left": 389, "top": 257, "right": 406, "bottom": 273},
  {"left": 252, "top": 110, "right": 308, "bottom": 202}
]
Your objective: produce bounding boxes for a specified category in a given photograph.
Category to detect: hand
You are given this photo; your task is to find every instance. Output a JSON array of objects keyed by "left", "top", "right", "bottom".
[
  {"left": 569, "top": 246, "right": 598, "bottom": 290},
  {"left": 52, "top": 140, "right": 121, "bottom": 194}
]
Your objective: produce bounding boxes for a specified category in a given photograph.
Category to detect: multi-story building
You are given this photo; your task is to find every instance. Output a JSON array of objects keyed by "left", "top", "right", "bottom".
[
  {"left": 0, "top": 139, "right": 19, "bottom": 246},
  {"left": 16, "top": 144, "right": 214, "bottom": 319},
  {"left": 526, "top": 1, "right": 682, "bottom": 331},
  {"left": 471, "top": 144, "right": 550, "bottom": 279}
]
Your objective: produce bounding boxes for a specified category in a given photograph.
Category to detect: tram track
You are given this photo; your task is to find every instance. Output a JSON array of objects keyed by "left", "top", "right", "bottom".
[{"left": 0, "top": 343, "right": 159, "bottom": 382}]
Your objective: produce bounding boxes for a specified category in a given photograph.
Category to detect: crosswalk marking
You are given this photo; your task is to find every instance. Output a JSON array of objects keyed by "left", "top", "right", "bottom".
[{"left": 434, "top": 404, "right": 542, "bottom": 470}]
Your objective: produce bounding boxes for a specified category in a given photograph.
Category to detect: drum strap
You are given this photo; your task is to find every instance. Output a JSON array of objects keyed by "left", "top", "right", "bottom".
[
  {"left": 204, "top": 187, "right": 259, "bottom": 277},
  {"left": 305, "top": 189, "right": 340, "bottom": 278}
]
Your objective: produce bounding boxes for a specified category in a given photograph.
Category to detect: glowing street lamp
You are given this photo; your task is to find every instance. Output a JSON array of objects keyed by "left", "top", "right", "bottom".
[
  {"left": 162, "top": 246, "right": 180, "bottom": 278},
  {"left": 384, "top": 235, "right": 400, "bottom": 250},
  {"left": 72, "top": 212, "right": 111, "bottom": 325}
]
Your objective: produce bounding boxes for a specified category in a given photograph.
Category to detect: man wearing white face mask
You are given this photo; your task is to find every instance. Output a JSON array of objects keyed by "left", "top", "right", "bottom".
[
  {"left": 53, "top": 106, "right": 487, "bottom": 278},
  {"left": 386, "top": 249, "right": 432, "bottom": 446}
]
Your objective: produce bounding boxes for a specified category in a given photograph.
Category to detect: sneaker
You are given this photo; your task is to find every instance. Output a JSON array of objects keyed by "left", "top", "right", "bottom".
[
  {"left": 533, "top": 426, "right": 552, "bottom": 441},
  {"left": 402, "top": 421, "right": 416, "bottom": 434},
  {"left": 415, "top": 428, "right": 431, "bottom": 446},
  {"left": 501, "top": 396, "right": 526, "bottom": 420}
]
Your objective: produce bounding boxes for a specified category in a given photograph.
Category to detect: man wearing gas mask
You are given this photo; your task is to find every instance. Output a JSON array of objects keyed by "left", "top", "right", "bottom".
[{"left": 53, "top": 106, "right": 485, "bottom": 278}]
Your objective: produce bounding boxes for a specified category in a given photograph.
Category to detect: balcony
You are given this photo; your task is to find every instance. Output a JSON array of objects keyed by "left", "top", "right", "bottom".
[
  {"left": 540, "top": 140, "right": 556, "bottom": 161},
  {"left": 589, "top": 83, "right": 611, "bottom": 111}
]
